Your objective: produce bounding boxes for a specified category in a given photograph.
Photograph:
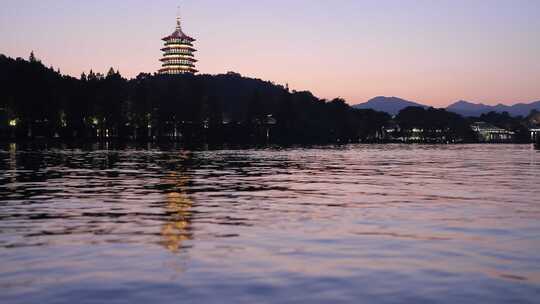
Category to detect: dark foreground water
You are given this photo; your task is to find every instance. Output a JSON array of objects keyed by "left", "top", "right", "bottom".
[{"left": 1, "top": 144, "right": 539, "bottom": 304}]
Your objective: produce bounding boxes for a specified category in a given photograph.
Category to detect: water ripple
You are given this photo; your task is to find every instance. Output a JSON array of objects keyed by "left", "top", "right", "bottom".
[{"left": 1, "top": 144, "right": 540, "bottom": 303}]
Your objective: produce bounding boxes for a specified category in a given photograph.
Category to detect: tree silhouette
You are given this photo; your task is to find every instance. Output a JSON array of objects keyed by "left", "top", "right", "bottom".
[{"left": 29, "top": 51, "right": 37, "bottom": 63}]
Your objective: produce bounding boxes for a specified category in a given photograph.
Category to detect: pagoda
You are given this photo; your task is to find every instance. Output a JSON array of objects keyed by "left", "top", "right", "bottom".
[{"left": 159, "top": 8, "right": 198, "bottom": 75}]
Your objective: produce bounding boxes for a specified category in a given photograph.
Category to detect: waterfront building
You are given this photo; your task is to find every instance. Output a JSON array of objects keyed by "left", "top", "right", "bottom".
[
  {"left": 382, "top": 122, "right": 400, "bottom": 139},
  {"left": 530, "top": 127, "right": 540, "bottom": 142},
  {"left": 471, "top": 122, "right": 515, "bottom": 143},
  {"left": 159, "top": 9, "right": 198, "bottom": 75},
  {"left": 381, "top": 122, "right": 452, "bottom": 143}
]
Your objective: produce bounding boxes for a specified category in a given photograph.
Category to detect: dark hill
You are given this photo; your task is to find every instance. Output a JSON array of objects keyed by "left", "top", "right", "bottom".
[{"left": 0, "top": 53, "right": 390, "bottom": 143}]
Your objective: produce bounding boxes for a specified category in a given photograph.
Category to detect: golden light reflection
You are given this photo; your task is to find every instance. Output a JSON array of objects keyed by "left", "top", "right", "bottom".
[
  {"left": 8, "top": 143, "right": 17, "bottom": 186},
  {"left": 160, "top": 170, "right": 193, "bottom": 254}
]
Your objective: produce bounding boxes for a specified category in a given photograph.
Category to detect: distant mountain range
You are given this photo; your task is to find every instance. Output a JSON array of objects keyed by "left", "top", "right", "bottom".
[
  {"left": 353, "top": 96, "right": 540, "bottom": 117},
  {"left": 446, "top": 100, "right": 540, "bottom": 117}
]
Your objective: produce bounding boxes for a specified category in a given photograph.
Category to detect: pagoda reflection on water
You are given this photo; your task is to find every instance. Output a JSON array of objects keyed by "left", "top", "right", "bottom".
[
  {"left": 161, "top": 168, "right": 193, "bottom": 253},
  {"left": 159, "top": 7, "right": 198, "bottom": 75}
]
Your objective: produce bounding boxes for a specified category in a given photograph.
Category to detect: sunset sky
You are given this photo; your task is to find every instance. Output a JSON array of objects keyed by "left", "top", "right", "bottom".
[{"left": 1, "top": 0, "right": 539, "bottom": 107}]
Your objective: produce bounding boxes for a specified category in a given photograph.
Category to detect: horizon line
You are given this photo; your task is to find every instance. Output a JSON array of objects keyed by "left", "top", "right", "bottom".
[{"left": 2, "top": 51, "right": 539, "bottom": 109}]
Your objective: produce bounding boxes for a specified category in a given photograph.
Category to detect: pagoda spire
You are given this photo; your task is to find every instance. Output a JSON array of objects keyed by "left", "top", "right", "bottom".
[{"left": 176, "top": 6, "right": 182, "bottom": 30}]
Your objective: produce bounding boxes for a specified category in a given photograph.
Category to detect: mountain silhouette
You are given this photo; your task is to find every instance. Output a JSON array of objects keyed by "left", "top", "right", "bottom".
[
  {"left": 447, "top": 100, "right": 540, "bottom": 117},
  {"left": 354, "top": 97, "right": 540, "bottom": 117},
  {"left": 352, "top": 96, "right": 428, "bottom": 115}
]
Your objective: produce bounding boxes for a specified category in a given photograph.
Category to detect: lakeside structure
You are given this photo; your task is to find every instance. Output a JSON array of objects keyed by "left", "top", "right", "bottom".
[
  {"left": 380, "top": 120, "right": 525, "bottom": 144},
  {"left": 531, "top": 127, "right": 540, "bottom": 142},
  {"left": 471, "top": 122, "right": 515, "bottom": 143},
  {"left": 159, "top": 9, "right": 198, "bottom": 75}
]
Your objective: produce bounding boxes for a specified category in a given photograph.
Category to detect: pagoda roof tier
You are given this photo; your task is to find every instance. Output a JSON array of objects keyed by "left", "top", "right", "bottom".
[
  {"left": 161, "top": 46, "right": 196, "bottom": 52},
  {"left": 161, "top": 54, "right": 197, "bottom": 59},
  {"left": 162, "top": 63, "right": 196, "bottom": 68},
  {"left": 160, "top": 57, "right": 198, "bottom": 63},
  {"left": 159, "top": 67, "right": 198, "bottom": 74},
  {"left": 160, "top": 62, "right": 195, "bottom": 67},
  {"left": 164, "top": 41, "right": 193, "bottom": 46},
  {"left": 162, "top": 28, "right": 196, "bottom": 42},
  {"left": 162, "top": 52, "right": 195, "bottom": 57}
]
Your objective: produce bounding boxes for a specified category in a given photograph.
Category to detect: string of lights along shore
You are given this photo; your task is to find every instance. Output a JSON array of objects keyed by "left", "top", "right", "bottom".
[{"left": 159, "top": 7, "right": 198, "bottom": 75}]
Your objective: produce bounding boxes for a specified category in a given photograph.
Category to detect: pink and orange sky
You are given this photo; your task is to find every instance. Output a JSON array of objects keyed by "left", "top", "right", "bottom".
[{"left": 1, "top": 0, "right": 539, "bottom": 107}]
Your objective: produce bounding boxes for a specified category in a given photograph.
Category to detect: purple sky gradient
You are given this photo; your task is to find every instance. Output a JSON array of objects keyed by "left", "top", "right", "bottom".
[{"left": 1, "top": 0, "right": 539, "bottom": 106}]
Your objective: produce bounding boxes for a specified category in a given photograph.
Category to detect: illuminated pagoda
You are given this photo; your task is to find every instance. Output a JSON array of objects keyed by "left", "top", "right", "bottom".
[{"left": 159, "top": 8, "right": 198, "bottom": 75}]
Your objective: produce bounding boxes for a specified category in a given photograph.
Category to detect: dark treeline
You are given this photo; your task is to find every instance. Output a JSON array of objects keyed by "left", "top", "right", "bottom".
[
  {"left": 0, "top": 53, "right": 537, "bottom": 144},
  {"left": 0, "top": 53, "right": 390, "bottom": 143},
  {"left": 393, "top": 107, "right": 475, "bottom": 143}
]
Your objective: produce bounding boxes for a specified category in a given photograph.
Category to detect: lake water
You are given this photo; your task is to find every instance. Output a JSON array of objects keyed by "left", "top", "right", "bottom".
[{"left": 1, "top": 143, "right": 539, "bottom": 303}]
